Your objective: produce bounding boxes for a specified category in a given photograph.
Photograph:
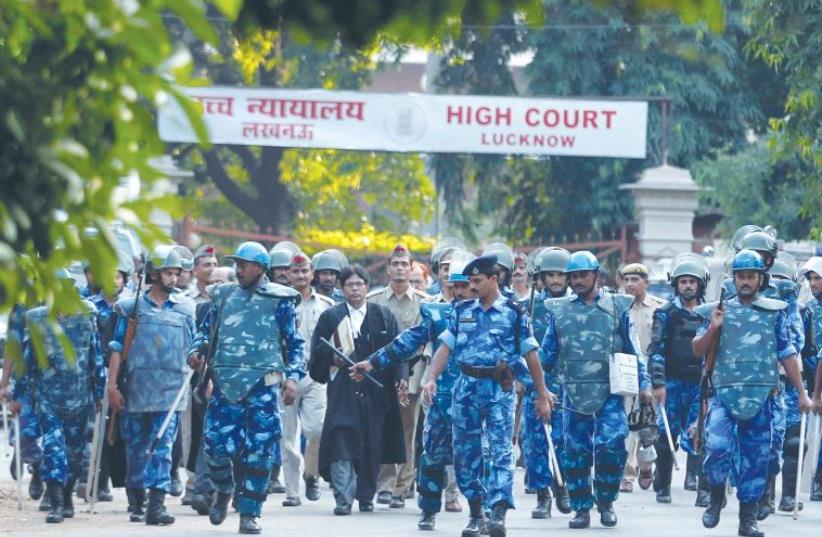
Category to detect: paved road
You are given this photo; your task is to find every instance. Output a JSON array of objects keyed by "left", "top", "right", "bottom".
[{"left": 1, "top": 446, "right": 820, "bottom": 537}]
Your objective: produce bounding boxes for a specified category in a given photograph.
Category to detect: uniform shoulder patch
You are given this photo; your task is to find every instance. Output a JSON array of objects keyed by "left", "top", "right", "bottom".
[
  {"left": 504, "top": 298, "right": 526, "bottom": 316},
  {"left": 412, "top": 288, "right": 434, "bottom": 301},
  {"left": 752, "top": 296, "right": 788, "bottom": 312}
]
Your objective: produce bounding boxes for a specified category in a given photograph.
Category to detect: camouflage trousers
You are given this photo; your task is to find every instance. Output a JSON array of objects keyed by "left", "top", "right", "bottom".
[
  {"left": 559, "top": 394, "right": 627, "bottom": 512},
  {"left": 521, "top": 390, "right": 554, "bottom": 491},
  {"left": 703, "top": 395, "right": 773, "bottom": 502},
  {"left": 121, "top": 411, "right": 179, "bottom": 492},
  {"left": 39, "top": 408, "right": 91, "bottom": 483},
  {"left": 9, "top": 394, "right": 42, "bottom": 465},
  {"left": 452, "top": 375, "right": 516, "bottom": 509},
  {"left": 417, "top": 396, "right": 454, "bottom": 514},
  {"left": 656, "top": 379, "right": 700, "bottom": 455},
  {"left": 204, "top": 381, "right": 281, "bottom": 517}
]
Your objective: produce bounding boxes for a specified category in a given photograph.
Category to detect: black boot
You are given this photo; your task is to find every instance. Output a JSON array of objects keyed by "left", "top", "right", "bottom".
[
  {"left": 305, "top": 475, "right": 321, "bottom": 501},
  {"left": 191, "top": 491, "right": 212, "bottom": 516},
  {"left": 29, "top": 463, "right": 44, "bottom": 500},
  {"left": 779, "top": 457, "right": 804, "bottom": 512},
  {"left": 696, "top": 471, "right": 710, "bottom": 507},
  {"left": 145, "top": 489, "right": 175, "bottom": 525},
  {"left": 756, "top": 475, "right": 775, "bottom": 521},
  {"left": 169, "top": 468, "right": 183, "bottom": 497},
  {"left": 462, "top": 499, "right": 486, "bottom": 537},
  {"left": 531, "top": 488, "right": 552, "bottom": 519},
  {"left": 267, "top": 464, "right": 285, "bottom": 494},
  {"left": 39, "top": 490, "right": 52, "bottom": 512},
  {"left": 739, "top": 501, "right": 765, "bottom": 537},
  {"left": 45, "top": 482, "right": 65, "bottom": 524},
  {"left": 418, "top": 511, "right": 436, "bottom": 530},
  {"left": 551, "top": 480, "right": 571, "bottom": 514},
  {"left": 239, "top": 515, "right": 261, "bottom": 534},
  {"left": 209, "top": 491, "right": 232, "bottom": 526},
  {"left": 127, "top": 488, "right": 146, "bottom": 522},
  {"left": 702, "top": 484, "right": 726, "bottom": 529},
  {"left": 487, "top": 502, "right": 507, "bottom": 537},
  {"left": 568, "top": 509, "right": 590, "bottom": 529},
  {"left": 684, "top": 453, "right": 699, "bottom": 491},
  {"left": 597, "top": 502, "right": 617, "bottom": 528},
  {"left": 654, "top": 445, "right": 674, "bottom": 504},
  {"left": 812, "top": 469, "right": 822, "bottom": 501},
  {"left": 62, "top": 478, "right": 76, "bottom": 519}
]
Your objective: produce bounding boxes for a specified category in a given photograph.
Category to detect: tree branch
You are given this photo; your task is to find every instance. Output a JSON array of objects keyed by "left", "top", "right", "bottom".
[{"left": 202, "top": 148, "right": 260, "bottom": 221}]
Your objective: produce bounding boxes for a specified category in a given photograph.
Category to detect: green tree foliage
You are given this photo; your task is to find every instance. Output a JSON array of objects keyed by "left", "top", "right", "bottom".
[{"left": 0, "top": 0, "right": 220, "bottom": 313}]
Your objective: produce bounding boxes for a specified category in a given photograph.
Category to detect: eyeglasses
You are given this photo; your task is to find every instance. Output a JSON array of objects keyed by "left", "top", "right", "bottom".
[{"left": 343, "top": 281, "right": 366, "bottom": 289}]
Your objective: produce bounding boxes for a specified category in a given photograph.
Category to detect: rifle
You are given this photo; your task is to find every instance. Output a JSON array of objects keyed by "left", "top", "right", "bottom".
[
  {"left": 694, "top": 288, "right": 724, "bottom": 454},
  {"left": 107, "top": 258, "right": 144, "bottom": 445}
]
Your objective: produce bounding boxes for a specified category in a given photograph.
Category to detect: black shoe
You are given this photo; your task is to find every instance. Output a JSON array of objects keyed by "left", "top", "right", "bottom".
[
  {"left": 127, "top": 488, "right": 146, "bottom": 522},
  {"left": 569, "top": 510, "right": 590, "bottom": 529},
  {"left": 239, "top": 515, "right": 262, "bottom": 534},
  {"left": 62, "top": 478, "right": 76, "bottom": 519},
  {"left": 169, "top": 470, "right": 183, "bottom": 497},
  {"left": 377, "top": 490, "right": 393, "bottom": 504},
  {"left": 695, "top": 489, "right": 710, "bottom": 508},
  {"left": 702, "top": 485, "right": 726, "bottom": 529},
  {"left": 462, "top": 499, "right": 486, "bottom": 537},
  {"left": 756, "top": 475, "right": 775, "bottom": 521},
  {"left": 778, "top": 496, "right": 803, "bottom": 512},
  {"left": 305, "top": 476, "right": 321, "bottom": 501},
  {"left": 597, "top": 502, "right": 617, "bottom": 528},
  {"left": 191, "top": 492, "right": 212, "bottom": 516},
  {"left": 28, "top": 463, "right": 44, "bottom": 500},
  {"left": 282, "top": 496, "right": 301, "bottom": 506},
  {"left": 656, "top": 487, "right": 672, "bottom": 504},
  {"left": 45, "top": 482, "right": 65, "bottom": 524},
  {"left": 531, "top": 488, "right": 552, "bottom": 519},
  {"left": 390, "top": 495, "right": 405, "bottom": 508},
  {"left": 418, "top": 511, "right": 436, "bottom": 530},
  {"left": 551, "top": 481, "right": 572, "bottom": 514},
  {"left": 359, "top": 500, "right": 374, "bottom": 512},
  {"left": 739, "top": 501, "right": 765, "bottom": 537},
  {"left": 267, "top": 465, "right": 286, "bottom": 494},
  {"left": 145, "top": 489, "right": 175, "bottom": 525},
  {"left": 39, "top": 491, "right": 52, "bottom": 512},
  {"left": 97, "top": 486, "right": 113, "bottom": 502},
  {"left": 334, "top": 503, "right": 352, "bottom": 515},
  {"left": 487, "top": 502, "right": 508, "bottom": 537},
  {"left": 209, "top": 491, "right": 232, "bottom": 526}
]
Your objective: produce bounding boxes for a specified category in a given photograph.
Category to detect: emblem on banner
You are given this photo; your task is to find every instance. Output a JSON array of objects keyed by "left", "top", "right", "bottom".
[{"left": 384, "top": 99, "right": 427, "bottom": 144}]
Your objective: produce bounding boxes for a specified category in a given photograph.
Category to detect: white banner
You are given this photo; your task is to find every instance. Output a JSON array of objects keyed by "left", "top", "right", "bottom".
[{"left": 158, "top": 87, "right": 648, "bottom": 158}]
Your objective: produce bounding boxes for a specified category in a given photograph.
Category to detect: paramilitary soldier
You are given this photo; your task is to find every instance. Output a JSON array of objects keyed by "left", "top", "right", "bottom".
[
  {"left": 649, "top": 256, "right": 709, "bottom": 506},
  {"left": 187, "top": 241, "right": 305, "bottom": 535},
  {"left": 11, "top": 269, "right": 106, "bottom": 523},
  {"left": 108, "top": 247, "right": 196, "bottom": 526},
  {"left": 351, "top": 251, "right": 477, "bottom": 531},
  {"left": 693, "top": 249, "right": 812, "bottom": 537},
  {"left": 422, "top": 254, "right": 554, "bottom": 537},
  {"left": 518, "top": 247, "right": 573, "bottom": 519},
  {"left": 722, "top": 231, "right": 805, "bottom": 521},
  {"left": 801, "top": 257, "right": 822, "bottom": 501},
  {"left": 541, "top": 250, "right": 653, "bottom": 530}
]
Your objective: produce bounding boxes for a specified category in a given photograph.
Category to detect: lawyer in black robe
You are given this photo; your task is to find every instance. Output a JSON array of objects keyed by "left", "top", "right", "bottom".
[{"left": 310, "top": 297, "right": 406, "bottom": 509}]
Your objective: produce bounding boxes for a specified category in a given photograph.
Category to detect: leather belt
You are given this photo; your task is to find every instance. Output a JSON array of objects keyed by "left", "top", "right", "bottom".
[{"left": 459, "top": 363, "right": 496, "bottom": 379}]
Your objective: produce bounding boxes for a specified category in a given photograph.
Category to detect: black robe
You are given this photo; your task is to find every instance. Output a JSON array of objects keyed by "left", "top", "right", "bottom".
[{"left": 310, "top": 302, "right": 406, "bottom": 487}]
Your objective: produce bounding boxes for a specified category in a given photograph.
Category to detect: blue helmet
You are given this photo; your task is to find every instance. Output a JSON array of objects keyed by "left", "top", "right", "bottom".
[
  {"left": 565, "top": 251, "right": 600, "bottom": 273},
  {"left": 731, "top": 249, "right": 766, "bottom": 272},
  {"left": 226, "top": 241, "right": 270, "bottom": 269}
]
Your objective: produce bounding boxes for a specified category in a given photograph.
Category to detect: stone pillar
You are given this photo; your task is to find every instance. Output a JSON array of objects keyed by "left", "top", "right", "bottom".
[{"left": 620, "top": 164, "right": 700, "bottom": 266}]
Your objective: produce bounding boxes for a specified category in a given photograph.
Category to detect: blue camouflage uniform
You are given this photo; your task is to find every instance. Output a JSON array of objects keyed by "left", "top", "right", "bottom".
[
  {"left": 696, "top": 295, "right": 796, "bottom": 502},
  {"left": 6, "top": 306, "right": 43, "bottom": 466},
  {"left": 191, "top": 279, "right": 304, "bottom": 517},
  {"left": 800, "top": 299, "right": 822, "bottom": 473},
  {"left": 438, "top": 293, "right": 537, "bottom": 509},
  {"left": 541, "top": 290, "right": 650, "bottom": 512},
  {"left": 110, "top": 291, "right": 196, "bottom": 494},
  {"left": 14, "top": 303, "right": 105, "bottom": 485},
  {"left": 722, "top": 277, "right": 804, "bottom": 478},
  {"left": 517, "top": 290, "right": 557, "bottom": 493},
  {"left": 370, "top": 299, "right": 459, "bottom": 514},
  {"left": 649, "top": 297, "right": 704, "bottom": 456}
]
